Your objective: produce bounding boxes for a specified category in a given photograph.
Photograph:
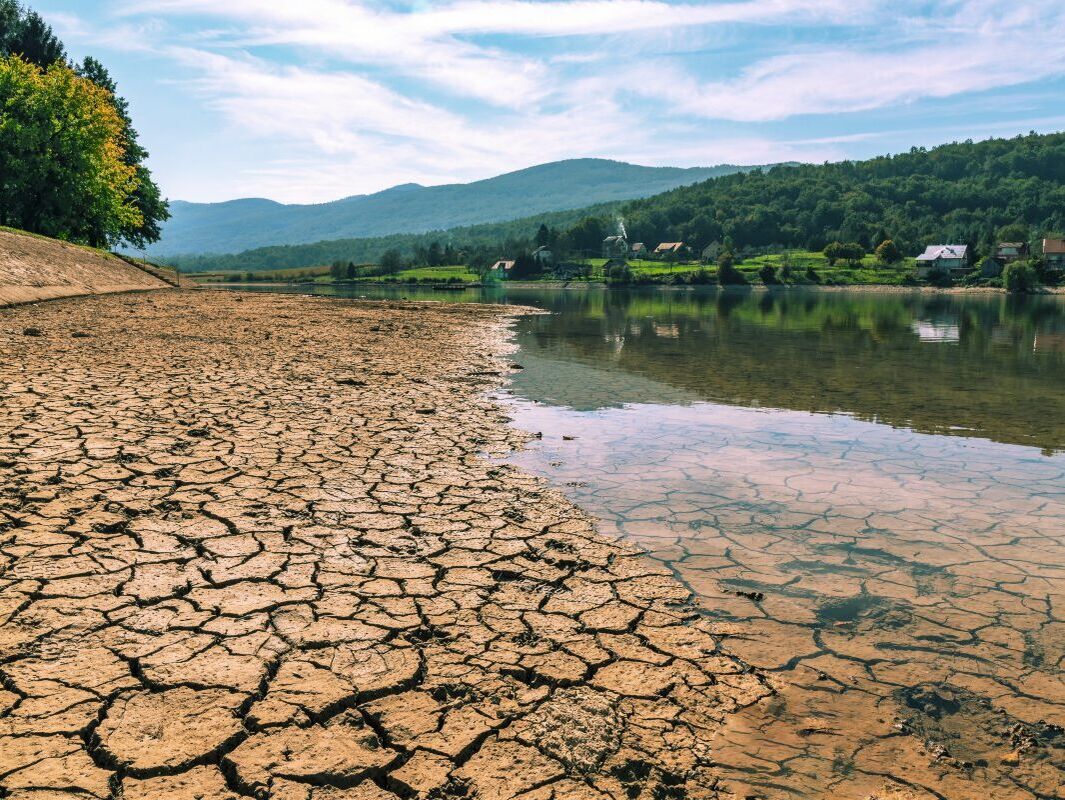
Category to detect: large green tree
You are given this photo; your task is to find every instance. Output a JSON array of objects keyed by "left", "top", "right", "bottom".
[
  {"left": 0, "top": 1, "right": 167, "bottom": 247},
  {"left": 0, "top": 56, "right": 142, "bottom": 245}
]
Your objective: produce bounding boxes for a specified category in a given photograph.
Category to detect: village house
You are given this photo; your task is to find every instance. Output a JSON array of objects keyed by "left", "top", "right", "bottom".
[
  {"left": 994, "top": 242, "right": 1029, "bottom": 264},
  {"left": 1043, "top": 238, "right": 1065, "bottom": 271},
  {"left": 488, "top": 260, "right": 515, "bottom": 277},
  {"left": 654, "top": 242, "right": 686, "bottom": 259},
  {"left": 630, "top": 242, "right": 647, "bottom": 258},
  {"left": 701, "top": 242, "right": 722, "bottom": 263},
  {"left": 915, "top": 244, "right": 969, "bottom": 278}
]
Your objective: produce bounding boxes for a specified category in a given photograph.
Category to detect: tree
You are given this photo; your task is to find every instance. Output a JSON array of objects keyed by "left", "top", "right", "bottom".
[
  {"left": 1003, "top": 260, "right": 1038, "bottom": 293},
  {"left": 379, "top": 249, "right": 403, "bottom": 273},
  {"left": 0, "top": 56, "right": 142, "bottom": 246},
  {"left": 0, "top": 1, "right": 65, "bottom": 68},
  {"left": 717, "top": 251, "right": 747, "bottom": 285},
  {"left": 825, "top": 241, "right": 865, "bottom": 266},
  {"left": 508, "top": 253, "right": 540, "bottom": 280},
  {"left": 426, "top": 241, "right": 443, "bottom": 267},
  {"left": 996, "top": 223, "right": 1029, "bottom": 243},
  {"left": 1, "top": 4, "right": 167, "bottom": 247},
  {"left": 758, "top": 264, "right": 779, "bottom": 285},
  {"left": 76, "top": 57, "right": 168, "bottom": 248},
  {"left": 535, "top": 223, "right": 551, "bottom": 248},
  {"left": 875, "top": 239, "right": 902, "bottom": 264}
]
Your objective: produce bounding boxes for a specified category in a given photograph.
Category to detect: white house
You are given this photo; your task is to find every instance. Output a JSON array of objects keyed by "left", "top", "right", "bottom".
[{"left": 915, "top": 245, "right": 969, "bottom": 278}]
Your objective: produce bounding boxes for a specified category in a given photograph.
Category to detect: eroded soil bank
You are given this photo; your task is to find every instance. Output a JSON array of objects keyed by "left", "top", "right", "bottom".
[{"left": 0, "top": 291, "right": 786, "bottom": 800}]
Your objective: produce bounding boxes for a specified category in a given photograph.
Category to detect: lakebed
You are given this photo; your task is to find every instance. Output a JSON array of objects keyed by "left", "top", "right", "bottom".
[
  {"left": 0, "top": 291, "right": 770, "bottom": 800},
  {"left": 0, "top": 288, "right": 1062, "bottom": 800}
]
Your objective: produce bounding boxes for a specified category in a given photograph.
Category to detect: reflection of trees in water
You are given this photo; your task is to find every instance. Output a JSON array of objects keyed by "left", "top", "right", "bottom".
[{"left": 512, "top": 290, "right": 1065, "bottom": 452}]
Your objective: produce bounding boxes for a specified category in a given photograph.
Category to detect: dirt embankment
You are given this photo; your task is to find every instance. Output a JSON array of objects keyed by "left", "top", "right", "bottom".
[
  {"left": 0, "top": 292, "right": 781, "bottom": 800},
  {"left": 0, "top": 228, "right": 174, "bottom": 307}
]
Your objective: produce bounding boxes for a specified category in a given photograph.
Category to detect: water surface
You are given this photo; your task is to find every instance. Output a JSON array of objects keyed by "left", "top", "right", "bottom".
[{"left": 230, "top": 285, "right": 1065, "bottom": 798}]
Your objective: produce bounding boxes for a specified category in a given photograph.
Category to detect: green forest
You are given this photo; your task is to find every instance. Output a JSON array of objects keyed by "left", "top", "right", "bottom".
[{"left": 616, "top": 132, "right": 1065, "bottom": 255}]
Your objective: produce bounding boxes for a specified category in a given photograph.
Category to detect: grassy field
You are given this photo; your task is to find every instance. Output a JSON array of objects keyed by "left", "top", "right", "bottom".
[
  {"left": 389, "top": 265, "right": 480, "bottom": 282},
  {"left": 575, "top": 250, "right": 914, "bottom": 285},
  {"left": 186, "top": 251, "right": 921, "bottom": 287}
]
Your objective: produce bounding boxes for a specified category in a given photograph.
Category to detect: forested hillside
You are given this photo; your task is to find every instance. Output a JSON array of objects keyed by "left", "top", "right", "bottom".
[
  {"left": 616, "top": 132, "right": 1065, "bottom": 255},
  {"left": 152, "top": 160, "right": 754, "bottom": 257},
  {"left": 164, "top": 202, "right": 621, "bottom": 273},
  {"left": 169, "top": 133, "right": 1065, "bottom": 274}
]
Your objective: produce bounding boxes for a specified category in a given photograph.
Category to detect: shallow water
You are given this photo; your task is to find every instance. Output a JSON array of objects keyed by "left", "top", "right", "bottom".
[{"left": 230, "top": 285, "right": 1065, "bottom": 798}]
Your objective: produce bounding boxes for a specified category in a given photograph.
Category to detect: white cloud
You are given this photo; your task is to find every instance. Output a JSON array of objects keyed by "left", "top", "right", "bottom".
[{"left": 52, "top": 0, "right": 1065, "bottom": 201}]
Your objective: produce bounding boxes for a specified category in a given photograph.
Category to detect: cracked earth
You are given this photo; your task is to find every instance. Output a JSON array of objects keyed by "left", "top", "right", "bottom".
[{"left": 0, "top": 291, "right": 775, "bottom": 800}]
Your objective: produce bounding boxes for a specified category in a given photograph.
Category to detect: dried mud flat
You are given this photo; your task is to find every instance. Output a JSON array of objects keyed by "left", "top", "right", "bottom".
[{"left": 0, "top": 291, "right": 789, "bottom": 800}]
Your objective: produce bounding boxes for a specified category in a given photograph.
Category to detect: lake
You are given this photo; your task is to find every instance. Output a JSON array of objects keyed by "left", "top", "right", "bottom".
[{"left": 228, "top": 284, "right": 1065, "bottom": 799}]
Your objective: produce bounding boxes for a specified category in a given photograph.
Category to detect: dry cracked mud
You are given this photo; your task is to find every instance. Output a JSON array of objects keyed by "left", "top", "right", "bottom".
[{"left": 0, "top": 291, "right": 781, "bottom": 800}]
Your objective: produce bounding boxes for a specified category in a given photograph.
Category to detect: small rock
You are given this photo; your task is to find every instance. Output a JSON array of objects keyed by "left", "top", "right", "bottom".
[
  {"left": 22, "top": 327, "right": 42, "bottom": 337},
  {"left": 735, "top": 590, "right": 765, "bottom": 602},
  {"left": 71, "top": 331, "right": 91, "bottom": 338}
]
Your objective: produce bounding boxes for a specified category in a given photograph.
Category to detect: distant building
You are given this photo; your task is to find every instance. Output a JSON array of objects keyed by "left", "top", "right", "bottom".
[
  {"left": 630, "top": 242, "right": 647, "bottom": 258},
  {"left": 531, "top": 246, "right": 553, "bottom": 266},
  {"left": 489, "top": 260, "right": 515, "bottom": 276},
  {"left": 654, "top": 242, "right": 686, "bottom": 259},
  {"left": 994, "top": 241, "right": 1029, "bottom": 264},
  {"left": 701, "top": 242, "right": 722, "bottom": 263},
  {"left": 915, "top": 244, "right": 969, "bottom": 278},
  {"left": 1043, "top": 238, "right": 1065, "bottom": 271},
  {"left": 602, "top": 236, "right": 628, "bottom": 259}
]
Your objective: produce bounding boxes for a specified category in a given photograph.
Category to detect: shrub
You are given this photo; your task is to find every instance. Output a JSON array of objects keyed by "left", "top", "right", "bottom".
[
  {"left": 925, "top": 267, "right": 953, "bottom": 288},
  {"left": 1003, "top": 261, "right": 1038, "bottom": 293},
  {"left": 805, "top": 266, "right": 821, "bottom": 284},
  {"left": 717, "top": 252, "right": 747, "bottom": 285},
  {"left": 604, "top": 261, "right": 633, "bottom": 285},
  {"left": 875, "top": 239, "right": 902, "bottom": 263},
  {"left": 758, "top": 264, "right": 779, "bottom": 284}
]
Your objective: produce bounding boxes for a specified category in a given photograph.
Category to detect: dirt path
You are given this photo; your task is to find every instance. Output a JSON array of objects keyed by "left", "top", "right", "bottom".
[{"left": 0, "top": 291, "right": 782, "bottom": 800}]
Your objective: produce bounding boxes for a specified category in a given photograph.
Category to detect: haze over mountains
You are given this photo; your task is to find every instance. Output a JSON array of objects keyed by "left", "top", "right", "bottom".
[{"left": 148, "top": 159, "right": 758, "bottom": 257}]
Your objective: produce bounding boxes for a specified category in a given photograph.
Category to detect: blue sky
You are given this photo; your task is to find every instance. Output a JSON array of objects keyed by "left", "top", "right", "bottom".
[{"left": 39, "top": 0, "right": 1065, "bottom": 203}]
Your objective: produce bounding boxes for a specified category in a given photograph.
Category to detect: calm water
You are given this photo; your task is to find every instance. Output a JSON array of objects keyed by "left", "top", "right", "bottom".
[{"left": 229, "top": 284, "right": 1065, "bottom": 798}]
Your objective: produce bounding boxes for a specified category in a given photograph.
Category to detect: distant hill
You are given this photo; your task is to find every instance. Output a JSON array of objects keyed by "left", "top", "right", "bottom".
[{"left": 149, "top": 159, "right": 760, "bottom": 257}]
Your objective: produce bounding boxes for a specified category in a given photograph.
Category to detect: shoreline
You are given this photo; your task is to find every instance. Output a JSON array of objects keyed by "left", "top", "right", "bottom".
[
  {"left": 0, "top": 291, "right": 777, "bottom": 800},
  {"left": 192, "top": 279, "right": 1065, "bottom": 295}
]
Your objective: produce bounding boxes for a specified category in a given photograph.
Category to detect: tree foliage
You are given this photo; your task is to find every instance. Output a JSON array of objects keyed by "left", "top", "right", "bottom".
[
  {"left": 599, "top": 133, "right": 1065, "bottom": 257},
  {"left": 875, "top": 239, "right": 902, "bottom": 263},
  {"left": 1003, "top": 260, "right": 1038, "bottom": 293},
  {"left": 0, "top": 1, "right": 167, "bottom": 247},
  {"left": 0, "top": 56, "right": 143, "bottom": 245}
]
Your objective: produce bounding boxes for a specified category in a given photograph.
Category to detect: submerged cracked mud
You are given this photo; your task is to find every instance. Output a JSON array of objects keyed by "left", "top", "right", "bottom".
[{"left": 0, "top": 292, "right": 774, "bottom": 800}]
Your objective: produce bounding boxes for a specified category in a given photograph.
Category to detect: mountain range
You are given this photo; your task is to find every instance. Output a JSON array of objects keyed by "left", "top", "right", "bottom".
[{"left": 148, "top": 159, "right": 758, "bottom": 257}]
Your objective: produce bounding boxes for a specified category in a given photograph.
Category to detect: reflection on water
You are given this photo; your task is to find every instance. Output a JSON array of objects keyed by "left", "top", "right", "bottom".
[
  {"left": 504, "top": 401, "right": 1065, "bottom": 799},
  {"left": 231, "top": 285, "right": 1065, "bottom": 798}
]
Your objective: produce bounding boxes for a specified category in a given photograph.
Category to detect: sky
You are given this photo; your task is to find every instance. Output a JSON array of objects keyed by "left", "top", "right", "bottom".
[{"left": 38, "top": 0, "right": 1065, "bottom": 204}]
